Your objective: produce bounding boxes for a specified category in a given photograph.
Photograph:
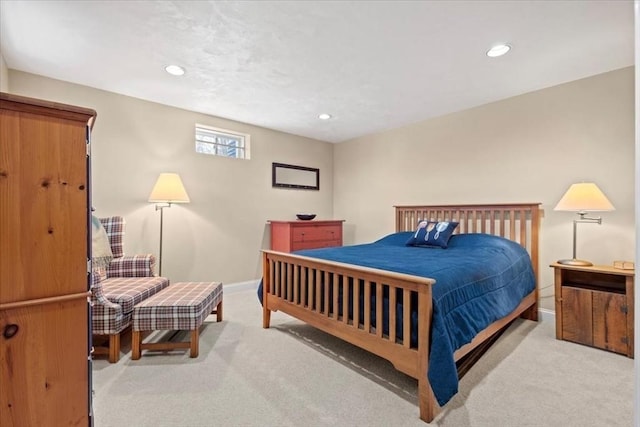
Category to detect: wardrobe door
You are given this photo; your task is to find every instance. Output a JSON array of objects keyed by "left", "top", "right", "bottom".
[{"left": 0, "top": 92, "right": 96, "bottom": 427}]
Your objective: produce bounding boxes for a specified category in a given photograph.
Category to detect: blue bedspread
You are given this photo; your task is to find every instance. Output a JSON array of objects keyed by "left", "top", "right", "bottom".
[{"left": 258, "top": 232, "right": 535, "bottom": 406}]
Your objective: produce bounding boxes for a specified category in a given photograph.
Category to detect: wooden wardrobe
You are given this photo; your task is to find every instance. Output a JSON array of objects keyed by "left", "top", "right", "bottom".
[{"left": 0, "top": 93, "right": 96, "bottom": 426}]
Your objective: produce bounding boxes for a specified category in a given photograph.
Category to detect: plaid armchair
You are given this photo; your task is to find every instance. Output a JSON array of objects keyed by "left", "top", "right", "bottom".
[
  {"left": 91, "top": 216, "right": 170, "bottom": 363},
  {"left": 99, "top": 216, "right": 155, "bottom": 278}
]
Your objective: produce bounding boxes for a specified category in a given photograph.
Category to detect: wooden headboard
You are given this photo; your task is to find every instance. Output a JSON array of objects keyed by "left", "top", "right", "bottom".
[{"left": 395, "top": 203, "right": 542, "bottom": 283}]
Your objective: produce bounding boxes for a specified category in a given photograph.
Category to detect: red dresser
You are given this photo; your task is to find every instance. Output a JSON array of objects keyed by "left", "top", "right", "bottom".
[{"left": 269, "top": 220, "right": 344, "bottom": 252}]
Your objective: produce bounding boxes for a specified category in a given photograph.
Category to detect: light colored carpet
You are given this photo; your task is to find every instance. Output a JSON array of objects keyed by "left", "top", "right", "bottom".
[{"left": 92, "top": 284, "right": 634, "bottom": 427}]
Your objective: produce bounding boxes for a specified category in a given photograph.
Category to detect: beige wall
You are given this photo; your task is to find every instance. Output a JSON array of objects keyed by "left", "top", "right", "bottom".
[
  {"left": 0, "top": 52, "right": 8, "bottom": 91},
  {"left": 334, "top": 67, "right": 635, "bottom": 311},
  {"left": 9, "top": 70, "right": 334, "bottom": 284},
  {"left": 7, "top": 67, "right": 635, "bottom": 310}
]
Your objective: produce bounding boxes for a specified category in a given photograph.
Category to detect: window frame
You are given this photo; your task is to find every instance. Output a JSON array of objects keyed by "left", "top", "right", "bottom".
[{"left": 195, "top": 123, "right": 251, "bottom": 160}]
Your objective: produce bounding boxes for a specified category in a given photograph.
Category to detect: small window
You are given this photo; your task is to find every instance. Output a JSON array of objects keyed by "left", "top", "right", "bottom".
[{"left": 195, "top": 124, "right": 250, "bottom": 159}]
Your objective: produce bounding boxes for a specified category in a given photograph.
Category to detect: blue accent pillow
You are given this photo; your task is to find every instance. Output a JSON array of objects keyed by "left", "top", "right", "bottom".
[{"left": 406, "top": 220, "right": 459, "bottom": 248}]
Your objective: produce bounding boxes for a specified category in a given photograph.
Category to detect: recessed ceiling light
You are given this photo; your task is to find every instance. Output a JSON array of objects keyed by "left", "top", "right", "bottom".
[
  {"left": 165, "top": 65, "right": 185, "bottom": 76},
  {"left": 486, "top": 44, "right": 511, "bottom": 58},
  {"left": 318, "top": 113, "right": 332, "bottom": 120}
]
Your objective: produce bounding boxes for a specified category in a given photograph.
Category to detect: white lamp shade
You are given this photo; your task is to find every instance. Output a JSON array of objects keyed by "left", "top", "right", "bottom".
[
  {"left": 148, "top": 173, "right": 190, "bottom": 203},
  {"left": 554, "top": 182, "right": 614, "bottom": 212}
]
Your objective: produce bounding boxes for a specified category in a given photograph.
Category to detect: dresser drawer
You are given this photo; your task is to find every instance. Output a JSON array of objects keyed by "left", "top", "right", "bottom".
[
  {"left": 291, "top": 225, "right": 342, "bottom": 243},
  {"left": 292, "top": 239, "right": 341, "bottom": 251},
  {"left": 269, "top": 220, "right": 344, "bottom": 252}
]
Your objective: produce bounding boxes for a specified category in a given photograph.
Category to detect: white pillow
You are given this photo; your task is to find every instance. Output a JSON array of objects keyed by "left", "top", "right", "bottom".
[{"left": 92, "top": 215, "right": 113, "bottom": 270}]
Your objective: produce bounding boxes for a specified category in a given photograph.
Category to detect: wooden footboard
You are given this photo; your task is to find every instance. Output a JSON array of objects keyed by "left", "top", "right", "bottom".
[
  {"left": 262, "top": 203, "right": 541, "bottom": 423},
  {"left": 262, "top": 250, "right": 438, "bottom": 418}
]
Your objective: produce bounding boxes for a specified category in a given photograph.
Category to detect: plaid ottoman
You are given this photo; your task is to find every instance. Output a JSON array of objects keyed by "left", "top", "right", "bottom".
[{"left": 131, "top": 282, "right": 223, "bottom": 359}]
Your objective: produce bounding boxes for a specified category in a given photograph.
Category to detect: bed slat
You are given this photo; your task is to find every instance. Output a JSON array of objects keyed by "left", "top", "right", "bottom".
[
  {"left": 376, "top": 284, "right": 383, "bottom": 338},
  {"left": 389, "top": 286, "right": 397, "bottom": 342}
]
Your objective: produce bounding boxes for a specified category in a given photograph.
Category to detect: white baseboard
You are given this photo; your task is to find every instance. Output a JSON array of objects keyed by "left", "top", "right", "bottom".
[
  {"left": 538, "top": 308, "right": 555, "bottom": 323},
  {"left": 224, "top": 279, "right": 260, "bottom": 293}
]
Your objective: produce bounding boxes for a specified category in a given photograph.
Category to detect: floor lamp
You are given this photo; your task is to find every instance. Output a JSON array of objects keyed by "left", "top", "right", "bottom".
[
  {"left": 554, "top": 182, "right": 615, "bottom": 266},
  {"left": 148, "top": 173, "right": 190, "bottom": 276}
]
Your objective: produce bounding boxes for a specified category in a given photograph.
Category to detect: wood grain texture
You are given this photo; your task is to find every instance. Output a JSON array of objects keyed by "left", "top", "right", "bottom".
[
  {"left": 561, "top": 286, "right": 594, "bottom": 346},
  {"left": 0, "top": 92, "right": 95, "bottom": 426},
  {"left": 551, "top": 263, "right": 634, "bottom": 357},
  {"left": 0, "top": 298, "right": 89, "bottom": 426},
  {"left": 592, "top": 290, "right": 627, "bottom": 354},
  {"left": 1, "top": 102, "right": 92, "bottom": 303}
]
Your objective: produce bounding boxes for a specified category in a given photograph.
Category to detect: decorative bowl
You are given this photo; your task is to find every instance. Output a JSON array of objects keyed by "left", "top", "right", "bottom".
[{"left": 296, "top": 213, "right": 316, "bottom": 221}]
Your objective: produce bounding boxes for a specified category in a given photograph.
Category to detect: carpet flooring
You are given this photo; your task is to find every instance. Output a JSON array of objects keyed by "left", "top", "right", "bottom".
[{"left": 92, "top": 284, "right": 634, "bottom": 426}]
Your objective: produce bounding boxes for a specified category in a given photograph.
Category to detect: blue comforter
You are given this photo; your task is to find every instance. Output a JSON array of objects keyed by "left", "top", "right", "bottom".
[{"left": 258, "top": 232, "right": 535, "bottom": 406}]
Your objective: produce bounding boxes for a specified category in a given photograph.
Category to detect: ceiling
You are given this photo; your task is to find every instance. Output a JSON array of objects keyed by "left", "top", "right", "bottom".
[{"left": 0, "top": 1, "right": 634, "bottom": 143}]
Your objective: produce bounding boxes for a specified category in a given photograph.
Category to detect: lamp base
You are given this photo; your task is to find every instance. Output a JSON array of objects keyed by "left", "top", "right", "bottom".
[{"left": 557, "top": 258, "right": 593, "bottom": 267}]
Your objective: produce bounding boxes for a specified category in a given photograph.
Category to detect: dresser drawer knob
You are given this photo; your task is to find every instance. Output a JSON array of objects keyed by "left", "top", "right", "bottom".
[{"left": 3, "top": 323, "right": 19, "bottom": 339}]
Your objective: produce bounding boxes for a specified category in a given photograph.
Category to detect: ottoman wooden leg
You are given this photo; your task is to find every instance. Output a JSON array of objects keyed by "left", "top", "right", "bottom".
[
  {"left": 132, "top": 330, "right": 142, "bottom": 360},
  {"left": 214, "top": 301, "right": 223, "bottom": 322},
  {"left": 190, "top": 329, "right": 199, "bottom": 358}
]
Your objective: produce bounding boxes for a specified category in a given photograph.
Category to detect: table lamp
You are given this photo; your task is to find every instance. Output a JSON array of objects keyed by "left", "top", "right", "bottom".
[{"left": 554, "top": 182, "right": 614, "bottom": 266}]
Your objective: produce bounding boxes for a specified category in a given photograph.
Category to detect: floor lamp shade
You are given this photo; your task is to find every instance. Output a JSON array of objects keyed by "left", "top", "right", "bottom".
[
  {"left": 554, "top": 182, "right": 614, "bottom": 266},
  {"left": 148, "top": 173, "right": 190, "bottom": 203},
  {"left": 148, "top": 173, "right": 190, "bottom": 276}
]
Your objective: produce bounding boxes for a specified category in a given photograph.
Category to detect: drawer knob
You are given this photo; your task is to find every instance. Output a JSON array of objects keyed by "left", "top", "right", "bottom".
[{"left": 3, "top": 323, "right": 19, "bottom": 339}]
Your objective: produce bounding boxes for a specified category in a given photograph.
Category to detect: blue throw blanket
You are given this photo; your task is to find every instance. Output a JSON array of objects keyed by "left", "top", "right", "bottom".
[{"left": 258, "top": 232, "right": 535, "bottom": 406}]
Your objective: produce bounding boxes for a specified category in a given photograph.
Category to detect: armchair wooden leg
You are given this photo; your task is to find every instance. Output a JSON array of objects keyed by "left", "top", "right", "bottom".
[{"left": 108, "top": 333, "right": 121, "bottom": 363}]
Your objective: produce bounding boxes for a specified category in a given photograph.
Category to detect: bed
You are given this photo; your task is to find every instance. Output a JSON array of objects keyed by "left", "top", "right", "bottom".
[{"left": 260, "top": 203, "right": 541, "bottom": 423}]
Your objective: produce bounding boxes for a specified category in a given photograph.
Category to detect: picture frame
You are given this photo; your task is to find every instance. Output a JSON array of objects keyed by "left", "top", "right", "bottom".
[{"left": 272, "top": 162, "right": 320, "bottom": 190}]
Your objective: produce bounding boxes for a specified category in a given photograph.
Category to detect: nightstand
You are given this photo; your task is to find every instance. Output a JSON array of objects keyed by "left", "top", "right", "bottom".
[{"left": 551, "top": 263, "right": 634, "bottom": 358}]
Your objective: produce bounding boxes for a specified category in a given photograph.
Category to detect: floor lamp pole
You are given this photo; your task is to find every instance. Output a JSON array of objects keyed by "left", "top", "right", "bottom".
[{"left": 156, "top": 203, "right": 170, "bottom": 276}]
